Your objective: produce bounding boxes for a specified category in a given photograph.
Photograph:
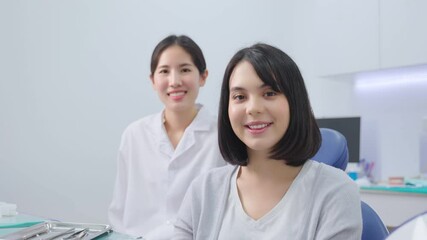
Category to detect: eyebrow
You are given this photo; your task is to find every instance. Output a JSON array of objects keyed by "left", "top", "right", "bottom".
[
  {"left": 230, "top": 83, "right": 269, "bottom": 92},
  {"left": 157, "top": 63, "right": 194, "bottom": 69}
]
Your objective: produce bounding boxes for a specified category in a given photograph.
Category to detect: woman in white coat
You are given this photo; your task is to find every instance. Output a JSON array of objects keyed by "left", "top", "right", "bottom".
[{"left": 108, "top": 35, "right": 226, "bottom": 239}]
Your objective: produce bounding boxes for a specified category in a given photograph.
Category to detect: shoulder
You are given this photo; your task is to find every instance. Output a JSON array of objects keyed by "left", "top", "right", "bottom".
[
  {"left": 305, "top": 162, "right": 362, "bottom": 238},
  {"left": 191, "top": 104, "right": 218, "bottom": 131},
  {"left": 310, "top": 161, "right": 355, "bottom": 184},
  {"left": 189, "top": 165, "right": 236, "bottom": 193},
  {"left": 307, "top": 161, "right": 359, "bottom": 195},
  {"left": 194, "top": 165, "right": 235, "bottom": 185},
  {"left": 182, "top": 165, "right": 236, "bottom": 220},
  {"left": 117, "top": 113, "right": 163, "bottom": 149},
  {"left": 122, "top": 112, "right": 161, "bottom": 136},
  {"left": 306, "top": 161, "right": 361, "bottom": 212}
]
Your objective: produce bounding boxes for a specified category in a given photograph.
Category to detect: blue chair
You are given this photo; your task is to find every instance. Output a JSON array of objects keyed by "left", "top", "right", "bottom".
[
  {"left": 361, "top": 201, "right": 390, "bottom": 240},
  {"left": 312, "top": 128, "right": 348, "bottom": 171},
  {"left": 312, "top": 128, "right": 389, "bottom": 240}
]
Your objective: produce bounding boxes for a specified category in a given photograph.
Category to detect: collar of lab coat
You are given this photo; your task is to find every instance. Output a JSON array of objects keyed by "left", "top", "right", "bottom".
[{"left": 151, "top": 104, "right": 214, "bottom": 158}]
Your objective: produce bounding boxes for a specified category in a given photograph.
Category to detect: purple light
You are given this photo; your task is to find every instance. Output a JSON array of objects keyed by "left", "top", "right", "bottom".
[{"left": 355, "top": 65, "right": 427, "bottom": 90}]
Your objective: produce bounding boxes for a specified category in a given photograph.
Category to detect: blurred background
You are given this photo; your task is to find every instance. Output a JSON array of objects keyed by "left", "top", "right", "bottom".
[{"left": 1, "top": 0, "right": 426, "bottom": 224}]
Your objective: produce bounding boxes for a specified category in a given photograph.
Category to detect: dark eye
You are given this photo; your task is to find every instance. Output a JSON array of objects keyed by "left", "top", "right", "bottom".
[
  {"left": 232, "top": 94, "right": 245, "bottom": 101},
  {"left": 159, "top": 69, "right": 168, "bottom": 74},
  {"left": 264, "top": 91, "right": 277, "bottom": 97},
  {"left": 181, "top": 68, "right": 191, "bottom": 73}
]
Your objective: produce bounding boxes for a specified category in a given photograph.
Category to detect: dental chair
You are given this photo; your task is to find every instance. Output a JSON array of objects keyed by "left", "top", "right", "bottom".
[{"left": 312, "top": 128, "right": 389, "bottom": 240}]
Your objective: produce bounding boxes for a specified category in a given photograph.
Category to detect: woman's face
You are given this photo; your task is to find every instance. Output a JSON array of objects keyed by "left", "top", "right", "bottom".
[
  {"left": 228, "top": 61, "right": 290, "bottom": 154},
  {"left": 151, "top": 45, "right": 207, "bottom": 113}
]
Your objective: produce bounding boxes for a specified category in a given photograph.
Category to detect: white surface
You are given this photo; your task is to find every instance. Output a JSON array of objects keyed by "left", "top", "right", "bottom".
[
  {"left": 380, "top": 0, "right": 427, "bottom": 69},
  {"left": 360, "top": 190, "right": 427, "bottom": 227},
  {"left": 313, "top": 0, "right": 427, "bottom": 74},
  {"left": 0, "top": 202, "right": 17, "bottom": 217},
  {"left": 387, "top": 213, "right": 427, "bottom": 240},
  {"left": 1, "top": 0, "right": 427, "bottom": 224},
  {"left": 421, "top": 124, "right": 427, "bottom": 174},
  {"left": 0, "top": 0, "right": 303, "bottom": 224},
  {"left": 354, "top": 65, "right": 427, "bottom": 181},
  {"left": 313, "top": 0, "right": 379, "bottom": 75}
]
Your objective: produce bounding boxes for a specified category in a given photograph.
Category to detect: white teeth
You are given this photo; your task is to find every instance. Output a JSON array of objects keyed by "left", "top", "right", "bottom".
[
  {"left": 169, "top": 92, "right": 185, "bottom": 97},
  {"left": 248, "top": 123, "right": 268, "bottom": 129}
]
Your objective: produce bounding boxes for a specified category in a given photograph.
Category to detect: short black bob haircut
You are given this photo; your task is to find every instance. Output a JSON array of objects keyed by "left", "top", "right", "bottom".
[
  {"left": 150, "top": 34, "right": 206, "bottom": 76},
  {"left": 218, "top": 43, "right": 321, "bottom": 166}
]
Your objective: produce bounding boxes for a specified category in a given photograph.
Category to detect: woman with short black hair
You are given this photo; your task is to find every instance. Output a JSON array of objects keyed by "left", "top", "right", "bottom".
[{"left": 174, "top": 43, "right": 362, "bottom": 240}]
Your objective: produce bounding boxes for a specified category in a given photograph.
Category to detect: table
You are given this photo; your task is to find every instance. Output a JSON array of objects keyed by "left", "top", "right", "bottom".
[
  {"left": 360, "top": 185, "right": 427, "bottom": 227},
  {"left": 0, "top": 214, "right": 136, "bottom": 239}
]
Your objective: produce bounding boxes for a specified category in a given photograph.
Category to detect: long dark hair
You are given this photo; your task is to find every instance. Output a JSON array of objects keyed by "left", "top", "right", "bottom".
[{"left": 150, "top": 35, "right": 206, "bottom": 75}]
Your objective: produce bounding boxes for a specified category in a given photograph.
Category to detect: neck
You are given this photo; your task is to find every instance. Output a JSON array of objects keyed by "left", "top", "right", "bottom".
[
  {"left": 164, "top": 106, "right": 198, "bottom": 132},
  {"left": 241, "top": 150, "right": 303, "bottom": 182}
]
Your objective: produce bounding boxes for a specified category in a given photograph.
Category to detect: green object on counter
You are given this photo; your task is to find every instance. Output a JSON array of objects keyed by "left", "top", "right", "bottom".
[
  {"left": 361, "top": 185, "right": 427, "bottom": 194},
  {"left": 0, "top": 214, "right": 139, "bottom": 239},
  {"left": 0, "top": 214, "right": 44, "bottom": 228}
]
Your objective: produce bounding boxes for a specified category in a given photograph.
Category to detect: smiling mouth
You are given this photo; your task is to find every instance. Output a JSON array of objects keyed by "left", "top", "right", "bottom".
[
  {"left": 168, "top": 91, "right": 186, "bottom": 97},
  {"left": 246, "top": 123, "right": 272, "bottom": 129}
]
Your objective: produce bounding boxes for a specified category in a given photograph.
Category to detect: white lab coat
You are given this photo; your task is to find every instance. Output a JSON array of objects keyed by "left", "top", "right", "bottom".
[{"left": 108, "top": 105, "right": 226, "bottom": 239}]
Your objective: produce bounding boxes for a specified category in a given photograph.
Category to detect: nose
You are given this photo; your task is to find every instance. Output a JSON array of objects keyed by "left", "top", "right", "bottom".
[
  {"left": 169, "top": 71, "right": 182, "bottom": 88},
  {"left": 246, "top": 97, "right": 263, "bottom": 115}
]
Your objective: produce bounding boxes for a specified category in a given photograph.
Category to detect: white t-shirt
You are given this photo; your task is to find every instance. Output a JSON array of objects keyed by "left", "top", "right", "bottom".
[
  {"left": 218, "top": 163, "right": 320, "bottom": 239},
  {"left": 174, "top": 161, "right": 362, "bottom": 240},
  {"left": 108, "top": 105, "right": 226, "bottom": 239}
]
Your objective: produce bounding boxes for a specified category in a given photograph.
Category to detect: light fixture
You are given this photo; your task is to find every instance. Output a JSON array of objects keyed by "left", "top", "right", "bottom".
[{"left": 355, "top": 65, "right": 427, "bottom": 90}]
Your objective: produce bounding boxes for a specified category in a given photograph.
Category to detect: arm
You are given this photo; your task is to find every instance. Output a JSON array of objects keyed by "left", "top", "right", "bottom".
[
  {"left": 315, "top": 181, "right": 362, "bottom": 240},
  {"left": 108, "top": 136, "right": 129, "bottom": 233},
  {"left": 173, "top": 165, "right": 233, "bottom": 240},
  {"left": 173, "top": 179, "right": 197, "bottom": 240}
]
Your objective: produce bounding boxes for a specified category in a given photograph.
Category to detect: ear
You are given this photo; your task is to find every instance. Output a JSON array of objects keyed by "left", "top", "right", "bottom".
[
  {"left": 150, "top": 74, "right": 156, "bottom": 90},
  {"left": 199, "top": 70, "right": 208, "bottom": 87}
]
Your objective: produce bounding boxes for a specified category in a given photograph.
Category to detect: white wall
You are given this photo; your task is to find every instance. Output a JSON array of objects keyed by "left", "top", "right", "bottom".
[
  {"left": 289, "top": 0, "right": 427, "bottom": 182},
  {"left": 354, "top": 66, "right": 427, "bottom": 181},
  {"left": 0, "top": 0, "right": 301, "bottom": 223},
  {"left": 1, "top": 0, "right": 425, "bottom": 224}
]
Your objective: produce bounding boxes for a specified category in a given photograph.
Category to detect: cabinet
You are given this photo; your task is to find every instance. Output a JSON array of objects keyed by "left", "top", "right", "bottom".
[
  {"left": 314, "top": 0, "right": 427, "bottom": 76},
  {"left": 379, "top": 0, "right": 427, "bottom": 69},
  {"left": 313, "top": 0, "right": 380, "bottom": 76},
  {"left": 360, "top": 188, "right": 427, "bottom": 227}
]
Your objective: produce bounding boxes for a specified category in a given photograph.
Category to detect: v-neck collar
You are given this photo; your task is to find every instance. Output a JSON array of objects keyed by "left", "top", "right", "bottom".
[{"left": 231, "top": 161, "right": 313, "bottom": 226}]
